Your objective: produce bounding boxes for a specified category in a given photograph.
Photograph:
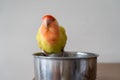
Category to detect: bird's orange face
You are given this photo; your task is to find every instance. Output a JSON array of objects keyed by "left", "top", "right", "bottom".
[{"left": 40, "top": 15, "right": 60, "bottom": 45}]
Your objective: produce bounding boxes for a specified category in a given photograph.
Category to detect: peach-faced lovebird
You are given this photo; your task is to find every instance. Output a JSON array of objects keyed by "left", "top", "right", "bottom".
[{"left": 36, "top": 15, "right": 67, "bottom": 55}]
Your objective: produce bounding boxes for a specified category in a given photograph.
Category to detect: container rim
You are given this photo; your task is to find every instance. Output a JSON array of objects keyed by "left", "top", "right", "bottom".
[{"left": 33, "top": 51, "right": 99, "bottom": 59}]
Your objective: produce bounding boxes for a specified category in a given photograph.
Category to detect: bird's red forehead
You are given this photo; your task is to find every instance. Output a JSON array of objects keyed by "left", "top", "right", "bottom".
[{"left": 42, "top": 15, "right": 55, "bottom": 20}]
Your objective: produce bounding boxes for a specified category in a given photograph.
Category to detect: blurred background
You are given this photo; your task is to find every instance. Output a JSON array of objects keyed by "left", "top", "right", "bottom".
[{"left": 0, "top": 0, "right": 120, "bottom": 80}]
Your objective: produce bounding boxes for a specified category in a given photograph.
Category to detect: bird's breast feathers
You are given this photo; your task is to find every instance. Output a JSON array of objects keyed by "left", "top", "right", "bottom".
[{"left": 40, "top": 28, "right": 60, "bottom": 45}]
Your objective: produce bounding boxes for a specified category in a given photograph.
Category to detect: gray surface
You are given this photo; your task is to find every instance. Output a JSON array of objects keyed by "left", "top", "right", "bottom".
[{"left": 0, "top": 0, "right": 120, "bottom": 80}]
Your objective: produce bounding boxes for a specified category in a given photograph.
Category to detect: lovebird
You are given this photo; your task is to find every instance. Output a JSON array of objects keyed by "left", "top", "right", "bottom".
[{"left": 36, "top": 15, "right": 67, "bottom": 55}]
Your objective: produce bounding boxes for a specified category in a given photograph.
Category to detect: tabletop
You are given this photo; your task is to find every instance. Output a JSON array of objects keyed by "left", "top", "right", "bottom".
[
  {"left": 97, "top": 63, "right": 120, "bottom": 80},
  {"left": 33, "top": 63, "right": 120, "bottom": 80}
]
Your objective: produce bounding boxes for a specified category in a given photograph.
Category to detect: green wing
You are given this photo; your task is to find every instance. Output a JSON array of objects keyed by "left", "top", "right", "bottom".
[
  {"left": 36, "top": 28, "right": 42, "bottom": 49},
  {"left": 59, "top": 26, "right": 67, "bottom": 51}
]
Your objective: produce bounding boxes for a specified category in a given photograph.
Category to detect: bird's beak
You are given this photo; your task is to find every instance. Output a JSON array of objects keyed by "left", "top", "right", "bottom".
[
  {"left": 46, "top": 19, "right": 51, "bottom": 27},
  {"left": 43, "top": 19, "right": 49, "bottom": 28},
  {"left": 44, "top": 18, "right": 55, "bottom": 27}
]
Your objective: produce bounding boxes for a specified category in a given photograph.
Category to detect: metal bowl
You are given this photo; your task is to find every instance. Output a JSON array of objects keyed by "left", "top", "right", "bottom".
[{"left": 33, "top": 51, "right": 98, "bottom": 80}]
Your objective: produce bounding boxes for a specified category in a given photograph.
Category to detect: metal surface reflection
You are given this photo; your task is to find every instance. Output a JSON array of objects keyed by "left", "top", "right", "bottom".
[{"left": 34, "top": 51, "right": 98, "bottom": 80}]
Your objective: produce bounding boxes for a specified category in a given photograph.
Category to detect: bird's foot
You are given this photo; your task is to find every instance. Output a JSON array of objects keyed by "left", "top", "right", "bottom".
[{"left": 42, "top": 50, "right": 48, "bottom": 56}]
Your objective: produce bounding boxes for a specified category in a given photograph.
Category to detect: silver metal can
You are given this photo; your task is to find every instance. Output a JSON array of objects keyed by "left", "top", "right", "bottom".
[{"left": 33, "top": 51, "right": 98, "bottom": 80}]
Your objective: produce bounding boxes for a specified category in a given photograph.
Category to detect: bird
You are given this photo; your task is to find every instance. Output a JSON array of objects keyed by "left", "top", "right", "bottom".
[{"left": 36, "top": 14, "right": 67, "bottom": 55}]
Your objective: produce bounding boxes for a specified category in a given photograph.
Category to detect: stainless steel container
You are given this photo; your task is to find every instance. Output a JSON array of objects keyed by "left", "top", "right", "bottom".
[{"left": 33, "top": 51, "right": 98, "bottom": 80}]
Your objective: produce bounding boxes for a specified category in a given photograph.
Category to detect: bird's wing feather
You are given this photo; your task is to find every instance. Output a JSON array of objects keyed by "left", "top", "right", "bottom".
[
  {"left": 59, "top": 26, "right": 67, "bottom": 50},
  {"left": 36, "top": 28, "right": 42, "bottom": 49}
]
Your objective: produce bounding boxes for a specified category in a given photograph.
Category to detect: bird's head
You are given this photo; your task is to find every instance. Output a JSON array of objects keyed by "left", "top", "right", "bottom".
[
  {"left": 42, "top": 15, "right": 58, "bottom": 27},
  {"left": 40, "top": 15, "right": 60, "bottom": 44}
]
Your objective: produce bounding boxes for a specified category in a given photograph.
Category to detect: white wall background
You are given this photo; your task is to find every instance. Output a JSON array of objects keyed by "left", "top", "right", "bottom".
[{"left": 0, "top": 0, "right": 120, "bottom": 80}]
